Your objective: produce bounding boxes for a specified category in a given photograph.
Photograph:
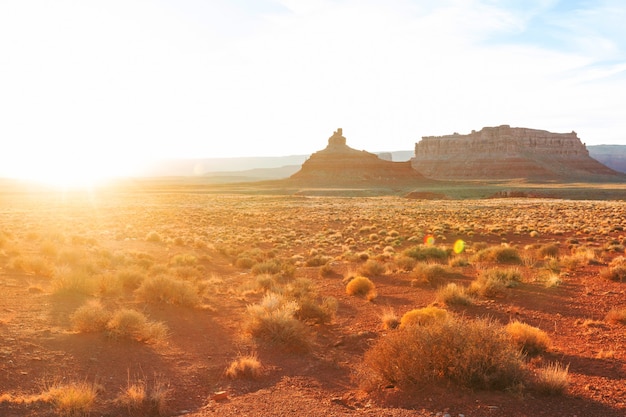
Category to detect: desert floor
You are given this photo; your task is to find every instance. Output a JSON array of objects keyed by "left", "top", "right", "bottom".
[{"left": 0, "top": 185, "right": 625, "bottom": 416}]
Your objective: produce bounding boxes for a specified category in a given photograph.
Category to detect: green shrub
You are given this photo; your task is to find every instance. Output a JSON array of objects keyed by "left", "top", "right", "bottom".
[{"left": 362, "top": 316, "right": 526, "bottom": 391}]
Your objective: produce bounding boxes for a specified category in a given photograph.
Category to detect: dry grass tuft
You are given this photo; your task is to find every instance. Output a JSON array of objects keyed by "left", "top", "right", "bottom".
[
  {"left": 345, "top": 276, "right": 377, "bottom": 301},
  {"left": 472, "top": 246, "right": 523, "bottom": 265},
  {"left": 604, "top": 308, "right": 626, "bottom": 324},
  {"left": 533, "top": 362, "right": 569, "bottom": 395},
  {"left": 403, "top": 245, "right": 449, "bottom": 263},
  {"left": 599, "top": 265, "right": 626, "bottom": 282},
  {"left": 71, "top": 300, "right": 112, "bottom": 333},
  {"left": 400, "top": 306, "right": 449, "bottom": 328},
  {"left": 44, "top": 380, "right": 98, "bottom": 416},
  {"left": 135, "top": 275, "right": 201, "bottom": 307},
  {"left": 106, "top": 308, "right": 168, "bottom": 343},
  {"left": 381, "top": 309, "right": 400, "bottom": 330},
  {"left": 469, "top": 267, "right": 522, "bottom": 297},
  {"left": 358, "top": 259, "right": 387, "bottom": 277},
  {"left": 505, "top": 321, "right": 551, "bottom": 356},
  {"left": 436, "top": 282, "right": 473, "bottom": 306},
  {"left": 245, "top": 293, "right": 311, "bottom": 352},
  {"left": 116, "top": 373, "right": 170, "bottom": 415},
  {"left": 362, "top": 316, "right": 526, "bottom": 391},
  {"left": 225, "top": 355, "right": 262, "bottom": 379}
]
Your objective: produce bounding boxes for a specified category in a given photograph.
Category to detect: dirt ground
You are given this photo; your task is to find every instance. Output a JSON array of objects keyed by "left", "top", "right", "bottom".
[{"left": 0, "top": 189, "right": 625, "bottom": 416}]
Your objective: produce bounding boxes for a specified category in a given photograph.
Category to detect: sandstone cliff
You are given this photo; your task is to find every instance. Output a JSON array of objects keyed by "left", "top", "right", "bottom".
[
  {"left": 411, "top": 125, "right": 624, "bottom": 181},
  {"left": 289, "top": 129, "right": 429, "bottom": 185}
]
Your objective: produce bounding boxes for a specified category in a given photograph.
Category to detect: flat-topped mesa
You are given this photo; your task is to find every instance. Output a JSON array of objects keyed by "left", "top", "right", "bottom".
[
  {"left": 415, "top": 125, "right": 588, "bottom": 158},
  {"left": 411, "top": 125, "right": 624, "bottom": 181},
  {"left": 289, "top": 128, "right": 430, "bottom": 185}
]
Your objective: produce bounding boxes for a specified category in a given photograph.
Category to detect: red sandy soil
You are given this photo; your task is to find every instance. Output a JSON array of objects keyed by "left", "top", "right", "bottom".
[{"left": 0, "top": 192, "right": 625, "bottom": 417}]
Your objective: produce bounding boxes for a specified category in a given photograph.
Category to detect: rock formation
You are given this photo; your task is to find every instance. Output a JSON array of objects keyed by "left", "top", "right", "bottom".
[
  {"left": 411, "top": 125, "right": 624, "bottom": 181},
  {"left": 289, "top": 128, "right": 430, "bottom": 185}
]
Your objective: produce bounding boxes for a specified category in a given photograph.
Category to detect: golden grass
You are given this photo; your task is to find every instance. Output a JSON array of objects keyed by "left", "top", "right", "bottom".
[
  {"left": 505, "top": 321, "right": 551, "bottom": 356},
  {"left": 44, "top": 381, "right": 98, "bottom": 416},
  {"left": 363, "top": 316, "right": 526, "bottom": 391},
  {"left": 225, "top": 354, "right": 262, "bottom": 379},
  {"left": 106, "top": 308, "right": 168, "bottom": 343},
  {"left": 345, "top": 276, "right": 377, "bottom": 301},
  {"left": 533, "top": 362, "right": 569, "bottom": 395},
  {"left": 71, "top": 300, "right": 112, "bottom": 333},
  {"left": 400, "top": 306, "right": 450, "bottom": 328}
]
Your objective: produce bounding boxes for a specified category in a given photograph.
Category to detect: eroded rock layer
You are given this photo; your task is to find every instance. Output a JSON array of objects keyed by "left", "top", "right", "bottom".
[
  {"left": 289, "top": 129, "right": 429, "bottom": 185},
  {"left": 411, "top": 125, "right": 624, "bottom": 181}
]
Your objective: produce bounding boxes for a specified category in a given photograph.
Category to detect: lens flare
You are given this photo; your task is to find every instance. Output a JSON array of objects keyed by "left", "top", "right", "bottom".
[
  {"left": 453, "top": 239, "right": 465, "bottom": 254},
  {"left": 424, "top": 235, "right": 435, "bottom": 246}
]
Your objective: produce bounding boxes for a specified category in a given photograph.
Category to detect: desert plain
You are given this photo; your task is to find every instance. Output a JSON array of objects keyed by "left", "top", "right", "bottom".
[{"left": 0, "top": 180, "right": 625, "bottom": 417}]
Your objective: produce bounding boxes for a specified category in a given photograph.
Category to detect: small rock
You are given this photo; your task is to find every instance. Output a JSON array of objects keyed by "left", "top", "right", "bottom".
[{"left": 212, "top": 391, "right": 228, "bottom": 401}]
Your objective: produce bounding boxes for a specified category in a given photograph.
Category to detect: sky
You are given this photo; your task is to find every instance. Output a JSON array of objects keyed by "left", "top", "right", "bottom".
[{"left": 1, "top": 0, "right": 625, "bottom": 182}]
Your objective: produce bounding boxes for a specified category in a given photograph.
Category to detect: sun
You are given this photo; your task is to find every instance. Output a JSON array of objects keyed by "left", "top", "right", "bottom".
[{"left": 7, "top": 154, "right": 124, "bottom": 189}]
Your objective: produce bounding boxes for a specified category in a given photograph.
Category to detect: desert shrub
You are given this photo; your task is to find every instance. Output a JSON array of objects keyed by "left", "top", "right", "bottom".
[
  {"left": 145, "top": 231, "right": 163, "bottom": 243},
  {"left": 472, "top": 246, "right": 522, "bottom": 264},
  {"left": 255, "top": 273, "right": 277, "bottom": 292},
  {"left": 235, "top": 256, "right": 256, "bottom": 269},
  {"left": 44, "top": 381, "right": 98, "bottom": 416},
  {"left": 306, "top": 254, "right": 332, "bottom": 267},
  {"left": 436, "top": 283, "right": 473, "bottom": 306},
  {"left": 533, "top": 362, "right": 569, "bottom": 395},
  {"left": 251, "top": 260, "right": 282, "bottom": 276},
  {"left": 537, "top": 243, "right": 560, "bottom": 259},
  {"left": 116, "top": 374, "right": 170, "bottom": 415},
  {"left": 52, "top": 267, "right": 96, "bottom": 296},
  {"left": 505, "top": 321, "right": 551, "bottom": 356},
  {"left": 358, "top": 259, "right": 386, "bottom": 277},
  {"left": 400, "top": 306, "right": 449, "bottom": 328},
  {"left": 135, "top": 275, "right": 200, "bottom": 307},
  {"left": 345, "top": 276, "right": 377, "bottom": 301},
  {"left": 411, "top": 263, "right": 450, "bottom": 287},
  {"left": 469, "top": 268, "right": 522, "bottom": 297},
  {"left": 403, "top": 245, "right": 449, "bottom": 263},
  {"left": 319, "top": 262, "right": 336, "bottom": 277},
  {"left": 395, "top": 256, "right": 416, "bottom": 271},
  {"left": 362, "top": 316, "right": 526, "bottom": 391},
  {"left": 599, "top": 265, "right": 626, "bottom": 282},
  {"left": 296, "top": 297, "right": 338, "bottom": 324},
  {"left": 604, "top": 308, "right": 626, "bottom": 324},
  {"left": 225, "top": 355, "right": 262, "bottom": 379},
  {"left": 117, "top": 266, "right": 147, "bottom": 289},
  {"left": 71, "top": 300, "right": 112, "bottom": 333},
  {"left": 381, "top": 309, "right": 400, "bottom": 330},
  {"left": 169, "top": 253, "right": 197, "bottom": 266},
  {"left": 449, "top": 257, "right": 470, "bottom": 267},
  {"left": 106, "top": 309, "right": 168, "bottom": 343},
  {"left": 245, "top": 293, "right": 310, "bottom": 352}
]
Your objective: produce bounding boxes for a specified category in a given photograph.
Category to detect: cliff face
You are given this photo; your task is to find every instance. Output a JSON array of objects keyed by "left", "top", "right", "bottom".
[
  {"left": 411, "top": 125, "right": 624, "bottom": 181},
  {"left": 289, "top": 129, "right": 429, "bottom": 185}
]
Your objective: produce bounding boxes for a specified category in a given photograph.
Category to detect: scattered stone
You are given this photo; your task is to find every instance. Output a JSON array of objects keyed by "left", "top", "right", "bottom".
[{"left": 212, "top": 391, "right": 228, "bottom": 401}]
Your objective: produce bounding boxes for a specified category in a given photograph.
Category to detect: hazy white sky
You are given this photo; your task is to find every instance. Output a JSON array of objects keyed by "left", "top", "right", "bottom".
[{"left": 1, "top": 0, "right": 625, "bottom": 180}]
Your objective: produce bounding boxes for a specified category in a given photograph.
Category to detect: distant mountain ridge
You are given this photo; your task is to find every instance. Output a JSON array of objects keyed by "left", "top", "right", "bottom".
[{"left": 131, "top": 144, "right": 625, "bottom": 182}]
